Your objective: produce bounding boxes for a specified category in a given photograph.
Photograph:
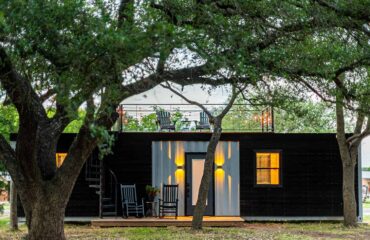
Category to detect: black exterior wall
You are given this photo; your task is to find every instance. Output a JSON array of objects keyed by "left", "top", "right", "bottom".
[{"left": 13, "top": 132, "right": 359, "bottom": 217}]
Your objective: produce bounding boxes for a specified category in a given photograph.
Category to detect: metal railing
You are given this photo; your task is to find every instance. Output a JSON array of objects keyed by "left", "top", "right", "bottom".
[{"left": 113, "top": 103, "right": 274, "bottom": 133}]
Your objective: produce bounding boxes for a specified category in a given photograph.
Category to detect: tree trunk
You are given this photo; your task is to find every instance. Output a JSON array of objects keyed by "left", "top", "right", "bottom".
[
  {"left": 23, "top": 192, "right": 66, "bottom": 240},
  {"left": 192, "top": 120, "right": 222, "bottom": 230},
  {"left": 342, "top": 161, "right": 358, "bottom": 227},
  {"left": 336, "top": 94, "right": 358, "bottom": 227},
  {"left": 10, "top": 180, "right": 18, "bottom": 231}
]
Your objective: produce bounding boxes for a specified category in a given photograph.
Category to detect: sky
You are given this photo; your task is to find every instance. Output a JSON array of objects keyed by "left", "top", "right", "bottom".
[
  {"left": 122, "top": 84, "right": 370, "bottom": 168},
  {"left": 122, "top": 84, "right": 230, "bottom": 105}
]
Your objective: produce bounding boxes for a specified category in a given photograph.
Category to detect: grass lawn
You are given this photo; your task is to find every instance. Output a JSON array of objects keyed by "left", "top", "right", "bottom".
[
  {"left": 0, "top": 221, "right": 369, "bottom": 240},
  {"left": 0, "top": 218, "right": 9, "bottom": 229},
  {"left": 363, "top": 201, "right": 370, "bottom": 209},
  {"left": 3, "top": 202, "right": 9, "bottom": 211}
]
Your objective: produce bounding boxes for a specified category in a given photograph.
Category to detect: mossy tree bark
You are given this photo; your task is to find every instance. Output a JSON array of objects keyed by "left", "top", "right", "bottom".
[
  {"left": 191, "top": 118, "right": 222, "bottom": 229},
  {"left": 336, "top": 92, "right": 370, "bottom": 227},
  {"left": 10, "top": 181, "right": 18, "bottom": 231}
]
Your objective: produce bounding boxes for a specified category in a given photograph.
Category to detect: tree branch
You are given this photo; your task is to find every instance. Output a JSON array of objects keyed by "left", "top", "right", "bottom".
[
  {"left": 160, "top": 81, "right": 214, "bottom": 118},
  {"left": 118, "top": 0, "right": 134, "bottom": 27},
  {"left": 335, "top": 92, "right": 351, "bottom": 161},
  {"left": 39, "top": 89, "right": 56, "bottom": 103},
  {"left": 122, "top": 63, "right": 226, "bottom": 95},
  {"left": 0, "top": 47, "right": 47, "bottom": 121},
  {"left": 0, "top": 135, "right": 18, "bottom": 181},
  {"left": 314, "top": 0, "right": 370, "bottom": 22},
  {"left": 353, "top": 113, "right": 365, "bottom": 135},
  {"left": 219, "top": 84, "right": 246, "bottom": 118},
  {"left": 150, "top": 2, "right": 179, "bottom": 25},
  {"left": 347, "top": 116, "right": 370, "bottom": 149}
]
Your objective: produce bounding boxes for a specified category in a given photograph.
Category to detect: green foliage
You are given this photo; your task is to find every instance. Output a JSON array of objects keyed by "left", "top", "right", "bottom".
[
  {"left": 0, "top": 0, "right": 175, "bottom": 132},
  {"left": 89, "top": 125, "right": 116, "bottom": 160},
  {"left": 145, "top": 185, "right": 160, "bottom": 199},
  {"left": 0, "top": 105, "right": 18, "bottom": 140},
  {"left": 47, "top": 108, "right": 85, "bottom": 133},
  {"left": 221, "top": 96, "right": 340, "bottom": 133},
  {"left": 274, "top": 102, "right": 336, "bottom": 133},
  {"left": 221, "top": 96, "right": 262, "bottom": 131},
  {"left": 123, "top": 113, "right": 158, "bottom": 132},
  {"left": 141, "top": 113, "right": 158, "bottom": 131},
  {"left": 171, "top": 109, "right": 185, "bottom": 131},
  {"left": 64, "top": 115, "right": 85, "bottom": 133},
  {"left": 0, "top": 177, "right": 7, "bottom": 214},
  {"left": 0, "top": 105, "right": 17, "bottom": 192}
]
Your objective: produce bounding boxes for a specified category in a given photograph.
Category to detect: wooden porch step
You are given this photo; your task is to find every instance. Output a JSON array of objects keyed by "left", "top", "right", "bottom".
[{"left": 91, "top": 216, "right": 244, "bottom": 227}]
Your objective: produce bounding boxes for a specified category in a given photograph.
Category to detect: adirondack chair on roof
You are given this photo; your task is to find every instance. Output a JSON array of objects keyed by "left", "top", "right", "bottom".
[
  {"left": 156, "top": 111, "right": 176, "bottom": 131},
  {"left": 196, "top": 111, "right": 211, "bottom": 131},
  {"left": 158, "top": 184, "right": 179, "bottom": 218},
  {"left": 120, "top": 184, "right": 145, "bottom": 218}
]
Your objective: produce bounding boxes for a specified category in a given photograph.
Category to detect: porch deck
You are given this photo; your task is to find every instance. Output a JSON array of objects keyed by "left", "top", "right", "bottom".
[{"left": 91, "top": 216, "right": 245, "bottom": 227}]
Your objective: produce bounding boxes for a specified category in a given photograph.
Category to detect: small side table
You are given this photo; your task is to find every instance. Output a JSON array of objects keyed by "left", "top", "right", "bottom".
[
  {"left": 145, "top": 201, "right": 158, "bottom": 217},
  {"left": 181, "top": 120, "right": 194, "bottom": 131}
]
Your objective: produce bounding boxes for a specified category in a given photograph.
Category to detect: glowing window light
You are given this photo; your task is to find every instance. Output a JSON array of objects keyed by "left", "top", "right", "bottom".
[
  {"left": 56, "top": 153, "right": 67, "bottom": 168},
  {"left": 256, "top": 152, "right": 280, "bottom": 185}
]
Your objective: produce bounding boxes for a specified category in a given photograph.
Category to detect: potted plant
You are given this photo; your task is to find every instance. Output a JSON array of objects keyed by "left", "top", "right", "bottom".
[{"left": 145, "top": 185, "right": 160, "bottom": 202}]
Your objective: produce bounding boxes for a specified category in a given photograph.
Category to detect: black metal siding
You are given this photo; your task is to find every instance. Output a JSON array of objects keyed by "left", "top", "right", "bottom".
[{"left": 15, "top": 132, "right": 357, "bottom": 217}]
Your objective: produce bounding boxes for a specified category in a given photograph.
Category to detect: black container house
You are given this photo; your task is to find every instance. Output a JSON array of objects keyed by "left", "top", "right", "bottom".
[{"left": 13, "top": 132, "right": 362, "bottom": 221}]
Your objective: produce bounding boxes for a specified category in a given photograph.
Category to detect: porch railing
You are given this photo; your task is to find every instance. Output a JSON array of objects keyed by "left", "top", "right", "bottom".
[{"left": 113, "top": 103, "right": 274, "bottom": 133}]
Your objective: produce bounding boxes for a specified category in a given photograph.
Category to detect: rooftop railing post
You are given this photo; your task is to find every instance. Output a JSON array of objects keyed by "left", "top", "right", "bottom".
[
  {"left": 268, "top": 108, "right": 270, "bottom": 132},
  {"left": 261, "top": 109, "right": 264, "bottom": 132},
  {"left": 120, "top": 104, "right": 123, "bottom": 133},
  {"left": 271, "top": 106, "right": 274, "bottom": 133}
]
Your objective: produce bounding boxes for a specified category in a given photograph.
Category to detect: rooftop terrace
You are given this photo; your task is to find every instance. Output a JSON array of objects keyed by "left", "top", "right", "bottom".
[{"left": 113, "top": 103, "right": 274, "bottom": 133}]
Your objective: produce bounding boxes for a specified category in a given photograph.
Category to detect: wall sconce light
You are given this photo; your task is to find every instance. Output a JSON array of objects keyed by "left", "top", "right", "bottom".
[{"left": 216, "top": 165, "right": 223, "bottom": 170}]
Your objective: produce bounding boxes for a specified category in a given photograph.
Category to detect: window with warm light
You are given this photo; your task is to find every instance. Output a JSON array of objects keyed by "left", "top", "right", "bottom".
[
  {"left": 56, "top": 153, "right": 67, "bottom": 168},
  {"left": 255, "top": 151, "right": 281, "bottom": 186}
]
